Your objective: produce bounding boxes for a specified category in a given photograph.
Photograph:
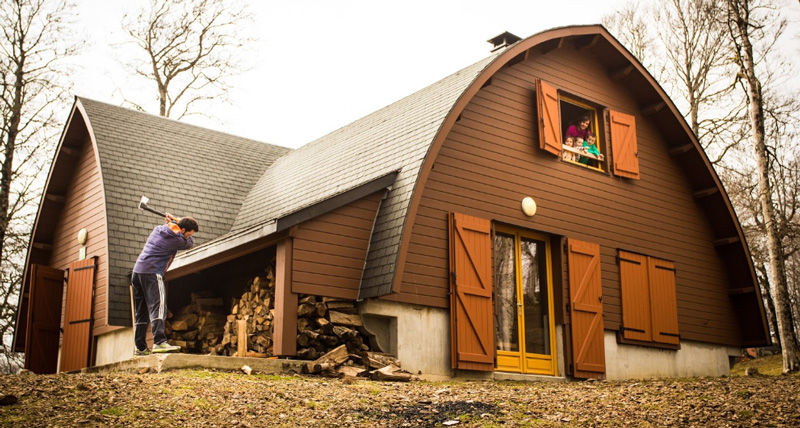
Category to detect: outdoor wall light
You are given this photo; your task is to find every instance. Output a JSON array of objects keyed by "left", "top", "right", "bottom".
[
  {"left": 521, "top": 197, "right": 537, "bottom": 217},
  {"left": 77, "top": 228, "right": 88, "bottom": 245}
]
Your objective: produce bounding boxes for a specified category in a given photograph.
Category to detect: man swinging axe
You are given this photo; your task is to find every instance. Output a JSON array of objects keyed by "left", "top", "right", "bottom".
[{"left": 132, "top": 196, "right": 199, "bottom": 355}]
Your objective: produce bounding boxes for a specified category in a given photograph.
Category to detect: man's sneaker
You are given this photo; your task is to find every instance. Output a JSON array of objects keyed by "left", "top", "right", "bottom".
[
  {"left": 133, "top": 348, "right": 151, "bottom": 357},
  {"left": 152, "top": 342, "right": 181, "bottom": 353}
]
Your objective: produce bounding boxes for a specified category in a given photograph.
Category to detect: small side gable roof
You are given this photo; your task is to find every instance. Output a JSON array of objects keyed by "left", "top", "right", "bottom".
[{"left": 19, "top": 97, "right": 291, "bottom": 330}]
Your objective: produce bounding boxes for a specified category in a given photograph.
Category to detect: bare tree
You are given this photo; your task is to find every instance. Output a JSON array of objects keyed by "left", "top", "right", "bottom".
[
  {"left": 601, "top": 0, "right": 660, "bottom": 76},
  {"left": 122, "top": 0, "right": 253, "bottom": 119},
  {"left": 724, "top": 0, "right": 799, "bottom": 373},
  {"left": 653, "top": 0, "right": 746, "bottom": 164},
  {"left": 0, "top": 0, "right": 81, "bottom": 372}
]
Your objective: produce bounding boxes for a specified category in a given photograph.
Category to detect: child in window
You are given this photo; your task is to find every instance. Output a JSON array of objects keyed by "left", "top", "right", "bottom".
[
  {"left": 578, "top": 132, "right": 602, "bottom": 167},
  {"left": 562, "top": 136, "right": 577, "bottom": 161}
]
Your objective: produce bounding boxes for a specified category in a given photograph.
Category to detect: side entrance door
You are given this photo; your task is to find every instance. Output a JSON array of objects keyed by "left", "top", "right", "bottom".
[
  {"left": 24, "top": 264, "right": 65, "bottom": 374},
  {"left": 60, "top": 258, "right": 97, "bottom": 372},
  {"left": 494, "top": 226, "right": 558, "bottom": 376}
]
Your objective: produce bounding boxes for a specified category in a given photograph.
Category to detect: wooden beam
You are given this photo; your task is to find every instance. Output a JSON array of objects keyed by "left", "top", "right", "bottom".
[
  {"left": 668, "top": 144, "right": 694, "bottom": 156},
  {"left": 728, "top": 287, "right": 755, "bottom": 296},
  {"left": 693, "top": 187, "right": 719, "bottom": 200},
  {"left": 273, "top": 237, "right": 297, "bottom": 357},
  {"left": 45, "top": 194, "right": 66, "bottom": 204},
  {"left": 32, "top": 242, "right": 53, "bottom": 251},
  {"left": 610, "top": 64, "right": 634, "bottom": 81},
  {"left": 713, "top": 236, "right": 740, "bottom": 247},
  {"left": 576, "top": 34, "right": 601, "bottom": 50},
  {"left": 540, "top": 37, "right": 564, "bottom": 54},
  {"left": 641, "top": 101, "right": 666, "bottom": 116},
  {"left": 60, "top": 146, "right": 79, "bottom": 156}
]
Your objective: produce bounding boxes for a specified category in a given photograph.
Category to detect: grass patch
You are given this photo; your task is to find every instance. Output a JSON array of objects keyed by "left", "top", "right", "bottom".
[
  {"left": 730, "top": 353, "right": 800, "bottom": 376},
  {"left": 101, "top": 407, "right": 125, "bottom": 416}
]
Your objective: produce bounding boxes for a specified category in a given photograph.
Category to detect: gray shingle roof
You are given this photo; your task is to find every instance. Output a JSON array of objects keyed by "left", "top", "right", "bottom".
[
  {"left": 230, "top": 54, "right": 499, "bottom": 298},
  {"left": 78, "top": 98, "right": 290, "bottom": 323}
]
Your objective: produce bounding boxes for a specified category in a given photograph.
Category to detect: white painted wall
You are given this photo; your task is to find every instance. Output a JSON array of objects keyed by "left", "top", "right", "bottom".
[
  {"left": 94, "top": 327, "right": 134, "bottom": 366},
  {"left": 603, "top": 332, "right": 738, "bottom": 380},
  {"left": 360, "top": 299, "right": 454, "bottom": 379}
]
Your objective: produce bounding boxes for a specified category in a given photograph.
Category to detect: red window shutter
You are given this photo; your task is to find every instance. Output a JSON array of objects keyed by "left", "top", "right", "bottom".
[
  {"left": 618, "top": 251, "right": 652, "bottom": 342},
  {"left": 536, "top": 79, "right": 562, "bottom": 156},
  {"left": 567, "top": 239, "right": 606, "bottom": 379},
  {"left": 648, "top": 258, "right": 680, "bottom": 345},
  {"left": 60, "top": 258, "right": 97, "bottom": 372},
  {"left": 609, "top": 110, "right": 640, "bottom": 179},
  {"left": 449, "top": 212, "right": 494, "bottom": 371}
]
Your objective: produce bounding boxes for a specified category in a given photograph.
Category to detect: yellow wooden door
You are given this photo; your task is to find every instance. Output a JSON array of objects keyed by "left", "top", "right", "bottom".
[{"left": 494, "top": 226, "right": 558, "bottom": 376}]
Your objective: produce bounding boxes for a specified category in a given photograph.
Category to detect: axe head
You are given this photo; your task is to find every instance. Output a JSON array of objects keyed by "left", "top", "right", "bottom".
[{"left": 138, "top": 196, "right": 150, "bottom": 210}]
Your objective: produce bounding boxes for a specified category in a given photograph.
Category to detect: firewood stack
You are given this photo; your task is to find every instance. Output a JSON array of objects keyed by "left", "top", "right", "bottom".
[
  {"left": 165, "top": 291, "right": 227, "bottom": 353},
  {"left": 217, "top": 268, "right": 277, "bottom": 356},
  {"left": 295, "top": 295, "right": 371, "bottom": 360}
]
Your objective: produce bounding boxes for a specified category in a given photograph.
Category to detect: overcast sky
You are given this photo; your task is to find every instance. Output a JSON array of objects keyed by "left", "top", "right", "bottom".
[{"left": 71, "top": 0, "right": 799, "bottom": 149}]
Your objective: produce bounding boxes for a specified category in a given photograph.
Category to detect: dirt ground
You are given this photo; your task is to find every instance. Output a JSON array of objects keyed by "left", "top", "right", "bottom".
[{"left": 0, "top": 366, "right": 798, "bottom": 427}]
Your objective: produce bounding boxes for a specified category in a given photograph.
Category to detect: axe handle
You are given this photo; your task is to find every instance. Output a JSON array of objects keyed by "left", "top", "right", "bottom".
[{"left": 140, "top": 205, "right": 178, "bottom": 224}]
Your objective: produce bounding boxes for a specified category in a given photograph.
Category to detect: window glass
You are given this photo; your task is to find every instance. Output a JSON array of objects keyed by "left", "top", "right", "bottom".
[
  {"left": 494, "top": 232, "right": 519, "bottom": 352},
  {"left": 521, "top": 237, "right": 550, "bottom": 355}
]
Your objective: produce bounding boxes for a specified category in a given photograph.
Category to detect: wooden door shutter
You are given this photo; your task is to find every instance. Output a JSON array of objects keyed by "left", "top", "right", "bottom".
[
  {"left": 536, "top": 79, "right": 562, "bottom": 156},
  {"left": 24, "top": 265, "right": 64, "bottom": 374},
  {"left": 60, "top": 258, "right": 97, "bottom": 372},
  {"left": 567, "top": 239, "right": 606, "bottom": 379},
  {"left": 648, "top": 258, "right": 680, "bottom": 345},
  {"left": 449, "top": 212, "right": 494, "bottom": 371},
  {"left": 618, "top": 251, "right": 652, "bottom": 342},
  {"left": 609, "top": 110, "right": 640, "bottom": 179}
]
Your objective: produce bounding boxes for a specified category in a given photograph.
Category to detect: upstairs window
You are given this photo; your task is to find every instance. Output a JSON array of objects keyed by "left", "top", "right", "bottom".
[
  {"left": 535, "top": 79, "right": 640, "bottom": 180},
  {"left": 559, "top": 96, "right": 605, "bottom": 171}
]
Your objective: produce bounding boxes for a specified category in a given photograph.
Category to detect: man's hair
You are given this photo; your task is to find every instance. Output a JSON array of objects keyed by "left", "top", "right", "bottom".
[{"left": 178, "top": 216, "right": 200, "bottom": 232}]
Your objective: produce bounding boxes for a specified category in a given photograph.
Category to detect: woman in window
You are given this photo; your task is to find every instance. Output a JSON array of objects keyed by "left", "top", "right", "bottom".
[{"left": 565, "top": 114, "right": 591, "bottom": 142}]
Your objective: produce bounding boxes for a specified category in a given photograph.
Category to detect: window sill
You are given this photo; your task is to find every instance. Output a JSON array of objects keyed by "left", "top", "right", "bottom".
[{"left": 616, "top": 331, "right": 681, "bottom": 351}]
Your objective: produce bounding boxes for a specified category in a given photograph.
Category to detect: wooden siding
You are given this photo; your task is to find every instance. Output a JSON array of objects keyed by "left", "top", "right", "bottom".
[
  {"left": 291, "top": 191, "right": 383, "bottom": 299},
  {"left": 47, "top": 135, "right": 109, "bottom": 336},
  {"left": 398, "top": 42, "right": 745, "bottom": 346}
]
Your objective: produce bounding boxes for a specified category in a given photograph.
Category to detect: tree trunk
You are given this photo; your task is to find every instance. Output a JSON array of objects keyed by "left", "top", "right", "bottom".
[
  {"left": 727, "top": 0, "right": 799, "bottom": 373},
  {"left": 0, "top": 38, "right": 25, "bottom": 269}
]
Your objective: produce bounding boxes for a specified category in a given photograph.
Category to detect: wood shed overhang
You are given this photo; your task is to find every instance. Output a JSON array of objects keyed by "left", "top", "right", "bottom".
[
  {"left": 167, "top": 171, "right": 398, "bottom": 280},
  {"left": 391, "top": 24, "right": 769, "bottom": 345},
  {"left": 12, "top": 99, "right": 105, "bottom": 352}
]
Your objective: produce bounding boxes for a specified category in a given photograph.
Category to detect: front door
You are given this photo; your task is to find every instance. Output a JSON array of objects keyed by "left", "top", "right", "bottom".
[
  {"left": 494, "top": 226, "right": 557, "bottom": 375},
  {"left": 24, "top": 264, "right": 65, "bottom": 374}
]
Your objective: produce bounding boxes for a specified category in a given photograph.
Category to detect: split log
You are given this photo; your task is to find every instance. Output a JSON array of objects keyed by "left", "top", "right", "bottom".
[
  {"left": 328, "top": 311, "right": 363, "bottom": 327},
  {"left": 369, "top": 364, "right": 412, "bottom": 382},
  {"left": 336, "top": 365, "right": 367, "bottom": 378},
  {"left": 361, "top": 352, "right": 401, "bottom": 370},
  {"left": 305, "top": 344, "right": 349, "bottom": 374}
]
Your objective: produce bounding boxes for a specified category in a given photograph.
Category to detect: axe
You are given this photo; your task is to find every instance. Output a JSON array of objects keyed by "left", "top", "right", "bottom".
[{"left": 137, "top": 196, "right": 178, "bottom": 224}]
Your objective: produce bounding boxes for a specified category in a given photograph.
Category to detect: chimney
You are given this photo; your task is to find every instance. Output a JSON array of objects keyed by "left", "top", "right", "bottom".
[{"left": 487, "top": 31, "right": 522, "bottom": 52}]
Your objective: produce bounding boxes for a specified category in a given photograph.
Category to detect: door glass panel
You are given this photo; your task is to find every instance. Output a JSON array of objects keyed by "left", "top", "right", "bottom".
[
  {"left": 521, "top": 237, "right": 550, "bottom": 355},
  {"left": 494, "top": 233, "right": 519, "bottom": 352}
]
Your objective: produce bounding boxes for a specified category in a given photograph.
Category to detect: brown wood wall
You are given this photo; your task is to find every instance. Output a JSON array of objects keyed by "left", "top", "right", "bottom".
[
  {"left": 397, "top": 43, "right": 743, "bottom": 346},
  {"left": 48, "top": 135, "right": 109, "bottom": 336},
  {"left": 291, "top": 191, "right": 383, "bottom": 299}
]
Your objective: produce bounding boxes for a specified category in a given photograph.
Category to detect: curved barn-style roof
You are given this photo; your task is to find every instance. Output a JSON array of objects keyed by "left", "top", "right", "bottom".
[
  {"left": 170, "top": 25, "right": 765, "bottom": 344},
  {"left": 16, "top": 24, "right": 767, "bottom": 347}
]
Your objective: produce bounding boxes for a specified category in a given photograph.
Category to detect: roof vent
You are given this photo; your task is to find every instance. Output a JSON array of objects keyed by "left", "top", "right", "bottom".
[{"left": 487, "top": 31, "right": 522, "bottom": 52}]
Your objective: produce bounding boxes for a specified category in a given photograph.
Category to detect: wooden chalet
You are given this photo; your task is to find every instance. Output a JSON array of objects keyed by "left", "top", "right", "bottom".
[{"left": 13, "top": 25, "right": 769, "bottom": 379}]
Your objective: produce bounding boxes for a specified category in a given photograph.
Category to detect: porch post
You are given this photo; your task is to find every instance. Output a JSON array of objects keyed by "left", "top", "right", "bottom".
[{"left": 273, "top": 237, "right": 297, "bottom": 356}]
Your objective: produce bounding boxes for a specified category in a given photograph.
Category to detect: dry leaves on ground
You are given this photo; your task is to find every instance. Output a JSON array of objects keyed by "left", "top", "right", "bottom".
[{"left": 0, "top": 369, "right": 798, "bottom": 427}]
